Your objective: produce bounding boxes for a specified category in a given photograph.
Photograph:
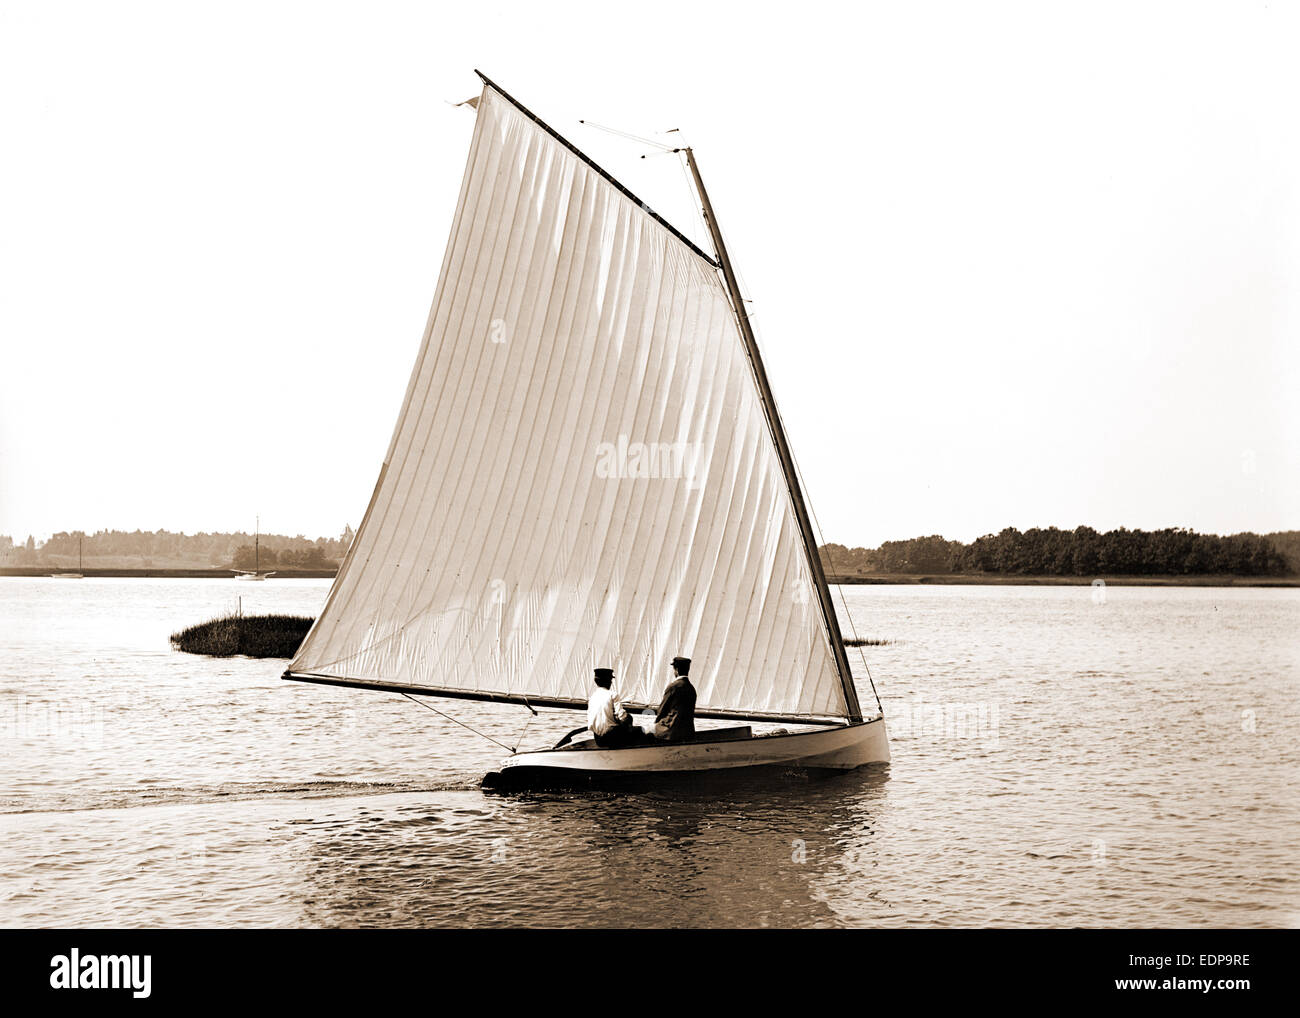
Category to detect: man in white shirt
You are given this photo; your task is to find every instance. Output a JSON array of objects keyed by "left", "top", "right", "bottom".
[{"left": 587, "top": 667, "right": 638, "bottom": 748}]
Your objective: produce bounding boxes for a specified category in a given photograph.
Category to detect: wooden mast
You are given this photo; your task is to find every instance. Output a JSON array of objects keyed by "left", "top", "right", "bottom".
[{"left": 683, "top": 147, "right": 864, "bottom": 723}]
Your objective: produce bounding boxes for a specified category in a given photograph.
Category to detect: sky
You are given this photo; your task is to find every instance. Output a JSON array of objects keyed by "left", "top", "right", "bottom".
[{"left": 1, "top": 0, "right": 1296, "bottom": 548}]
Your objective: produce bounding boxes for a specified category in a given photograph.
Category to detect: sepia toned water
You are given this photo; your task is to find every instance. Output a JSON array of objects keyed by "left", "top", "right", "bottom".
[{"left": 1, "top": 577, "right": 1296, "bottom": 928}]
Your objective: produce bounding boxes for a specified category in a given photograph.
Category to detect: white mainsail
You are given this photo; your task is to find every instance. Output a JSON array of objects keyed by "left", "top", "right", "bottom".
[{"left": 288, "top": 77, "right": 858, "bottom": 723}]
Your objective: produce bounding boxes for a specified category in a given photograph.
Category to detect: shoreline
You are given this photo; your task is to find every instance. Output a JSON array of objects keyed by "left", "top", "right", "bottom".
[
  {"left": 826, "top": 572, "right": 1300, "bottom": 587},
  {"left": 0, "top": 567, "right": 336, "bottom": 579},
  {"left": 1, "top": 566, "right": 1296, "bottom": 587}
]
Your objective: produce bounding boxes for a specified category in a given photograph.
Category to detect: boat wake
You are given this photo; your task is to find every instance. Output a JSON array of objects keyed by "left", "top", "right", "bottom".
[{"left": 0, "top": 778, "right": 480, "bottom": 816}]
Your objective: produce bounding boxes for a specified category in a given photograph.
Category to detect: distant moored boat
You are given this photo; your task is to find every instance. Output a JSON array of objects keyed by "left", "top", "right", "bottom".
[
  {"left": 50, "top": 535, "right": 84, "bottom": 578},
  {"left": 232, "top": 516, "right": 275, "bottom": 581}
]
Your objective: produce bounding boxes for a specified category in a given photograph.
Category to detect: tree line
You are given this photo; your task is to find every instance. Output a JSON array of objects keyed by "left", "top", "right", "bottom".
[
  {"left": 4, "top": 524, "right": 1294, "bottom": 576},
  {"left": 820, "top": 527, "right": 1298, "bottom": 577},
  {"left": 0, "top": 527, "right": 354, "bottom": 569}
]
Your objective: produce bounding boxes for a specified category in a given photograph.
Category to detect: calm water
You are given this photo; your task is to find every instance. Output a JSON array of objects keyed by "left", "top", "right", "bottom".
[{"left": 1, "top": 577, "right": 1296, "bottom": 927}]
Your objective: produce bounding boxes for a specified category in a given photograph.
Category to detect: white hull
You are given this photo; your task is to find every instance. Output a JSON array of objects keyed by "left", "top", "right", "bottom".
[{"left": 484, "top": 716, "right": 889, "bottom": 788}]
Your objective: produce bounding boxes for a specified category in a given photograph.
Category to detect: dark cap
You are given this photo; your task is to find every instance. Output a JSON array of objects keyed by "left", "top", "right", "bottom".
[
  {"left": 671, "top": 656, "right": 691, "bottom": 674},
  {"left": 594, "top": 667, "right": 615, "bottom": 680}
]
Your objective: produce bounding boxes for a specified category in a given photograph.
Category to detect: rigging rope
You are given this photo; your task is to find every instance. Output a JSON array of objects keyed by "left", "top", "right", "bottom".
[
  {"left": 511, "top": 695, "right": 541, "bottom": 752},
  {"left": 782, "top": 415, "right": 886, "bottom": 719},
  {"left": 512, "top": 710, "right": 536, "bottom": 754},
  {"left": 578, "top": 119, "right": 677, "bottom": 152},
  {"left": 397, "top": 691, "right": 514, "bottom": 752}
]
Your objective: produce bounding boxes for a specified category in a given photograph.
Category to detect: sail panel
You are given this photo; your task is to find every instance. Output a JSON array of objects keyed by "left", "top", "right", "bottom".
[{"left": 289, "top": 84, "right": 850, "bottom": 721}]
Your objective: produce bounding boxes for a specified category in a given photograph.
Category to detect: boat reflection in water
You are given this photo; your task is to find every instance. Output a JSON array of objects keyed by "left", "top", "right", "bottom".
[{"left": 281, "top": 768, "right": 890, "bottom": 928}]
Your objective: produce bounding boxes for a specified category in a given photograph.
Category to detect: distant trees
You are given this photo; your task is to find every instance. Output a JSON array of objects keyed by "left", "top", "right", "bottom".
[
  {"left": 1, "top": 535, "right": 32, "bottom": 565},
  {"left": 233, "top": 544, "right": 278, "bottom": 570},
  {"left": 0, "top": 527, "right": 352, "bottom": 569},
  {"left": 42, "top": 531, "right": 87, "bottom": 558},
  {"left": 1267, "top": 531, "right": 1300, "bottom": 574},
  {"left": 229, "top": 538, "right": 340, "bottom": 570},
  {"left": 0, "top": 523, "right": 1292, "bottom": 577},
  {"left": 819, "top": 543, "right": 878, "bottom": 574},
  {"left": 879, "top": 534, "right": 966, "bottom": 573},
  {"left": 0, "top": 535, "right": 36, "bottom": 566},
  {"left": 276, "top": 545, "right": 335, "bottom": 569},
  {"left": 821, "top": 527, "right": 1294, "bottom": 577}
]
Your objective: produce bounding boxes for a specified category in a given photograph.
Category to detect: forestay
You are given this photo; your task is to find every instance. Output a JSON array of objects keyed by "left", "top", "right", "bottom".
[{"left": 287, "top": 78, "right": 855, "bottom": 723}]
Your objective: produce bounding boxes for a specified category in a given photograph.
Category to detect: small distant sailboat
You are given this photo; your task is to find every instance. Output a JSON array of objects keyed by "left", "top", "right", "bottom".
[
  {"left": 233, "top": 517, "right": 275, "bottom": 581},
  {"left": 284, "top": 72, "right": 889, "bottom": 786},
  {"left": 51, "top": 535, "right": 84, "bottom": 578}
]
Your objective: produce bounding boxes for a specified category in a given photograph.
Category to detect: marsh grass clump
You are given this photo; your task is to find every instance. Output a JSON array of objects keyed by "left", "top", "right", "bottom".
[
  {"left": 843, "top": 637, "right": 893, "bottom": 647},
  {"left": 170, "top": 614, "right": 315, "bottom": 658}
]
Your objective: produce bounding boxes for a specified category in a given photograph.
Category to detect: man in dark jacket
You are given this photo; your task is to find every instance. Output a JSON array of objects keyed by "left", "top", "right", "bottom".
[{"left": 654, "top": 656, "right": 696, "bottom": 742}]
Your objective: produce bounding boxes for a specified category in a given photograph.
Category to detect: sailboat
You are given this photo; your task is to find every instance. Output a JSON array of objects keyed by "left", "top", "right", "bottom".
[
  {"left": 51, "top": 535, "right": 84, "bottom": 578},
  {"left": 233, "top": 517, "right": 275, "bottom": 580},
  {"left": 283, "top": 72, "right": 889, "bottom": 787}
]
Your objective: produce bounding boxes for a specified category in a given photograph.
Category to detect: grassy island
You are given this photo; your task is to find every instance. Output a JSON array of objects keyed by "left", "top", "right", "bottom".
[{"left": 170, "top": 614, "right": 315, "bottom": 658}]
